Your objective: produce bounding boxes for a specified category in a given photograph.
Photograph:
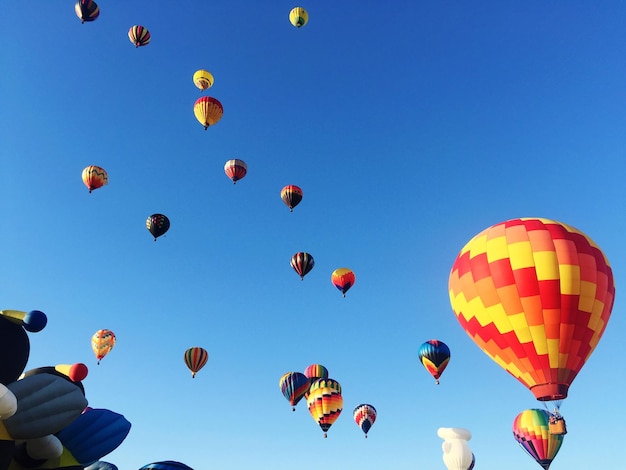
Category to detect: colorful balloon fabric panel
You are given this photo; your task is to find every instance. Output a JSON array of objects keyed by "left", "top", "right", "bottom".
[
  {"left": 512, "top": 409, "right": 564, "bottom": 470},
  {"left": 448, "top": 218, "right": 614, "bottom": 401},
  {"left": 418, "top": 340, "right": 451, "bottom": 384}
]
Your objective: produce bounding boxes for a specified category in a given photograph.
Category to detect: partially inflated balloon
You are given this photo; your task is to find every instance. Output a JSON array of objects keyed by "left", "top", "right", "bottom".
[
  {"left": 184, "top": 347, "right": 208, "bottom": 378},
  {"left": 92, "top": 329, "right": 116, "bottom": 364},
  {"left": 146, "top": 214, "right": 170, "bottom": 241},
  {"left": 82, "top": 165, "right": 108, "bottom": 193},
  {"left": 289, "top": 7, "right": 308, "bottom": 27},
  {"left": 193, "top": 69, "right": 214, "bottom": 91},
  {"left": 290, "top": 252, "right": 314, "bottom": 280},
  {"left": 279, "top": 372, "right": 309, "bottom": 411},
  {"left": 280, "top": 185, "right": 302, "bottom": 212},
  {"left": 194, "top": 96, "right": 223, "bottom": 129},
  {"left": 331, "top": 268, "right": 355, "bottom": 297},
  {"left": 75, "top": 0, "right": 99, "bottom": 23},
  {"left": 307, "top": 379, "right": 343, "bottom": 438},
  {"left": 418, "top": 340, "right": 451, "bottom": 384},
  {"left": 448, "top": 218, "right": 614, "bottom": 402},
  {"left": 353, "top": 404, "right": 376, "bottom": 437},
  {"left": 513, "top": 409, "right": 564, "bottom": 470},
  {"left": 224, "top": 159, "right": 247, "bottom": 184},
  {"left": 128, "top": 25, "right": 150, "bottom": 47}
]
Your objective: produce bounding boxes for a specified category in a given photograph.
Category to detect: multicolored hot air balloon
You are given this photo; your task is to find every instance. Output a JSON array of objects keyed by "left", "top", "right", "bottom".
[
  {"left": 290, "top": 252, "right": 314, "bottom": 280},
  {"left": 303, "top": 363, "right": 329, "bottom": 399},
  {"left": 448, "top": 218, "right": 614, "bottom": 403},
  {"left": 307, "top": 378, "right": 343, "bottom": 438},
  {"left": 82, "top": 165, "right": 108, "bottom": 193},
  {"left": 91, "top": 329, "right": 116, "bottom": 365},
  {"left": 224, "top": 159, "right": 247, "bottom": 184},
  {"left": 513, "top": 409, "right": 564, "bottom": 470},
  {"left": 289, "top": 7, "right": 308, "bottom": 27},
  {"left": 331, "top": 268, "right": 355, "bottom": 297},
  {"left": 418, "top": 340, "right": 451, "bottom": 385},
  {"left": 353, "top": 404, "right": 376, "bottom": 437},
  {"left": 184, "top": 347, "right": 208, "bottom": 378},
  {"left": 128, "top": 25, "right": 150, "bottom": 47},
  {"left": 279, "top": 371, "right": 309, "bottom": 411},
  {"left": 193, "top": 69, "right": 214, "bottom": 91},
  {"left": 280, "top": 185, "right": 303, "bottom": 212},
  {"left": 193, "top": 96, "right": 223, "bottom": 130},
  {"left": 75, "top": 0, "right": 99, "bottom": 23},
  {"left": 146, "top": 214, "right": 170, "bottom": 241}
]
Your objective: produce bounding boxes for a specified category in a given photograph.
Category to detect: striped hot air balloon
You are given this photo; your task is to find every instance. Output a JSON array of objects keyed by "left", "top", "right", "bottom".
[
  {"left": 183, "top": 347, "right": 208, "bottom": 378},
  {"left": 75, "top": 0, "right": 100, "bottom": 23},
  {"left": 353, "top": 403, "right": 377, "bottom": 437},
  {"left": 290, "top": 252, "right": 314, "bottom": 280},
  {"left": 513, "top": 409, "right": 564, "bottom": 470},
  {"left": 279, "top": 371, "right": 310, "bottom": 411},
  {"left": 224, "top": 159, "right": 247, "bottom": 184},
  {"left": 448, "top": 218, "right": 615, "bottom": 403},
  {"left": 128, "top": 25, "right": 150, "bottom": 47},
  {"left": 280, "top": 185, "right": 303, "bottom": 212},
  {"left": 307, "top": 378, "right": 343, "bottom": 438},
  {"left": 193, "top": 96, "right": 223, "bottom": 130}
]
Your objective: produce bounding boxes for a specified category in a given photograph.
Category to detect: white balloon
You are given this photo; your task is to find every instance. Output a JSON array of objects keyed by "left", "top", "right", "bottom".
[{"left": 438, "top": 427, "right": 474, "bottom": 470}]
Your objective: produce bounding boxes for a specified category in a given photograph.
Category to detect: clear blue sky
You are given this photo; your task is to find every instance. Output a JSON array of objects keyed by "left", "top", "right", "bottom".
[{"left": 1, "top": 1, "right": 625, "bottom": 469}]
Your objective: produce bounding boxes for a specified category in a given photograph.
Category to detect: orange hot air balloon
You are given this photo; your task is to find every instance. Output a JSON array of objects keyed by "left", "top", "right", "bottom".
[
  {"left": 82, "top": 165, "right": 108, "bottom": 193},
  {"left": 448, "top": 218, "right": 615, "bottom": 403},
  {"left": 183, "top": 347, "right": 208, "bottom": 378},
  {"left": 91, "top": 329, "right": 116, "bottom": 365},
  {"left": 194, "top": 96, "right": 223, "bottom": 130},
  {"left": 280, "top": 185, "right": 303, "bottom": 212},
  {"left": 331, "top": 268, "right": 356, "bottom": 297}
]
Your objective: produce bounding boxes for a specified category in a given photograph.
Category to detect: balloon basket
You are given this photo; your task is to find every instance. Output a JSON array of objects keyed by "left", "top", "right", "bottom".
[{"left": 549, "top": 417, "right": 567, "bottom": 435}]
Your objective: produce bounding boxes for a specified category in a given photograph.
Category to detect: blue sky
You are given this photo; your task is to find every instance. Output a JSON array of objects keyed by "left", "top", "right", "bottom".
[{"left": 1, "top": 1, "right": 625, "bottom": 469}]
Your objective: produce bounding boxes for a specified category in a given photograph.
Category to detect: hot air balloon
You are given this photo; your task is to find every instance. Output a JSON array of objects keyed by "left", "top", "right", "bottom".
[
  {"left": 448, "top": 218, "right": 614, "bottom": 404},
  {"left": 353, "top": 404, "right": 376, "bottom": 437},
  {"left": 146, "top": 214, "right": 170, "bottom": 241},
  {"left": 82, "top": 165, "right": 108, "bottom": 193},
  {"left": 303, "top": 363, "right": 329, "bottom": 399},
  {"left": 438, "top": 427, "right": 474, "bottom": 470},
  {"left": 290, "top": 252, "right": 314, "bottom": 280},
  {"left": 224, "top": 159, "right": 247, "bottom": 184},
  {"left": 139, "top": 462, "right": 193, "bottom": 470},
  {"left": 184, "top": 347, "right": 208, "bottom": 378},
  {"left": 193, "top": 69, "right": 214, "bottom": 91},
  {"left": 307, "top": 378, "right": 343, "bottom": 438},
  {"left": 289, "top": 7, "right": 308, "bottom": 27},
  {"left": 513, "top": 409, "right": 564, "bottom": 470},
  {"left": 418, "top": 340, "right": 451, "bottom": 385},
  {"left": 279, "top": 371, "right": 309, "bottom": 411},
  {"left": 331, "top": 268, "right": 355, "bottom": 297},
  {"left": 280, "top": 185, "right": 303, "bottom": 212},
  {"left": 75, "top": 0, "right": 99, "bottom": 23},
  {"left": 92, "top": 330, "right": 115, "bottom": 365},
  {"left": 128, "top": 25, "right": 150, "bottom": 47},
  {"left": 194, "top": 96, "right": 223, "bottom": 130}
]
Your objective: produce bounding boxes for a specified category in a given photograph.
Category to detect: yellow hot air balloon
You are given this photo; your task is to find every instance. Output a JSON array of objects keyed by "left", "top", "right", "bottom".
[
  {"left": 307, "top": 378, "right": 343, "bottom": 438},
  {"left": 91, "top": 329, "right": 116, "bottom": 365},
  {"left": 193, "top": 96, "right": 223, "bottom": 130},
  {"left": 289, "top": 7, "right": 308, "bottom": 28},
  {"left": 193, "top": 70, "right": 214, "bottom": 91}
]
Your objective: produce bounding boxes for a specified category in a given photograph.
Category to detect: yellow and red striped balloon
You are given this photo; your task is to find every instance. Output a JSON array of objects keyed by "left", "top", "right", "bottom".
[
  {"left": 128, "top": 25, "right": 150, "bottom": 47},
  {"left": 194, "top": 96, "right": 223, "bottom": 130},
  {"left": 448, "top": 218, "right": 615, "bottom": 402}
]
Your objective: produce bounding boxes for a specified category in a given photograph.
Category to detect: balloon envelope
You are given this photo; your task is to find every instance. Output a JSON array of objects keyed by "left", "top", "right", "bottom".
[
  {"left": 290, "top": 252, "right": 314, "bottom": 280},
  {"left": 280, "top": 185, "right": 303, "bottom": 211},
  {"left": 353, "top": 404, "right": 377, "bottom": 437},
  {"left": 92, "top": 329, "right": 116, "bottom": 364},
  {"left": 331, "top": 268, "right": 355, "bottom": 297},
  {"left": 279, "top": 371, "right": 309, "bottom": 410},
  {"left": 448, "top": 218, "right": 614, "bottom": 401},
  {"left": 289, "top": 7, "right": 308, "bottom": 27},
  {"left": 418, "top": 339, "right": 451, "bottom": 384},
  {"left": 307, "top": 382, "right": 343, "bottom": 437},
  {"left": 146, "top": 214, "right": 170, "bottom": 240},
  {"left": 224, "top": 159, "right": 247, "bottom": 184},
  {"left": 128, "top": 25, "right": 150, "bottom": 47},
  {"left": 184, "top": 347, "right": 208, "bottom": 378},
  {"left": 82, "top": 165, "right": 108, "bottom": 193},
  {"left": 75, "top": 0, "right": 99, "bottom": 23},
  {"left": 513, "top": 409, "right": 564, "bottom": 470},
  {"left": 193, "top": 69, "right": 214, "bottom": 91},
  {"left": 193, "top": 96, "right": 223, "bottom": 129}
]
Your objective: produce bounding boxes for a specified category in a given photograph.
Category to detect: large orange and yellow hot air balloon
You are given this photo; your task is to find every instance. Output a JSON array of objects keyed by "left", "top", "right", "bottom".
[
  {"left": 194, "top": 96, "right": 223, "bottom": 130},
  {"left": 307, "top": 378, "right": 343, "bottom": 438},
  {"left": 128, "top": 25, "right": 150, "bottom": 47},
  {"left": 448, "top": 218, "right": 614, "bottom": 403},
  {"left": 82, "top": 165, "right": 108, "bottom": 193},
  {"left": 92, "top": 329, "right": 116, "bottom": 365},
  {"left": 183, "top": 347, "right": 208, "bottom": 378},
  {"left": 331, "top": 268, "right": 356, "bottom": 297}
]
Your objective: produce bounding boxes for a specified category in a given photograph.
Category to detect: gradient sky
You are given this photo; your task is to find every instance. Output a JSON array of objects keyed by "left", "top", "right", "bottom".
[{"left": 1, "top": 1, "right": 625, "bottom": 469}]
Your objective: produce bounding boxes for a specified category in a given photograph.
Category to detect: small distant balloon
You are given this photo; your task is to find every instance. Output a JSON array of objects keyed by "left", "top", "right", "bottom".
[
  {"left": 184, "top": 347, "right": 208, "bottom": 378},
  {"left": 224, "top": 159, "right": 247, "bottom": 184},
  {"left": 146, "top": 214, "right": 170, "bottom": 241},
  {"left": 75, "top": 0, "right": 99, "bottom": 23},
  {"left": 418, "top": 340, "right": 451, "bottom": 385},
  {"left": 92, "top": 329, "right": 116, "bottom": 365},
  {"left": 289, "top": 7, "right": 308, "bottom": 28},
  {"left": 82, "top": 165, "right": 108, "bottom": 193},
  {"left": 128, "top": 25, "right": 150, "bottom": 47},
  {"left": 331, "top": 268, "right": 355, "bottom": 297},
  {"left": 194, "top": 96, "right": 224, "bottom": 130},
  {"left": 290, "top": 252, "right": 314, "bottom": 280},
  {"left": 280, "top": 185, "right": 303, "bottom": 212},
  {"left": 193, "top": 69, "right": 214, "bottom": 91},
  {"left": 353, "top": 404, "right": 377, "bottom": 438}
]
